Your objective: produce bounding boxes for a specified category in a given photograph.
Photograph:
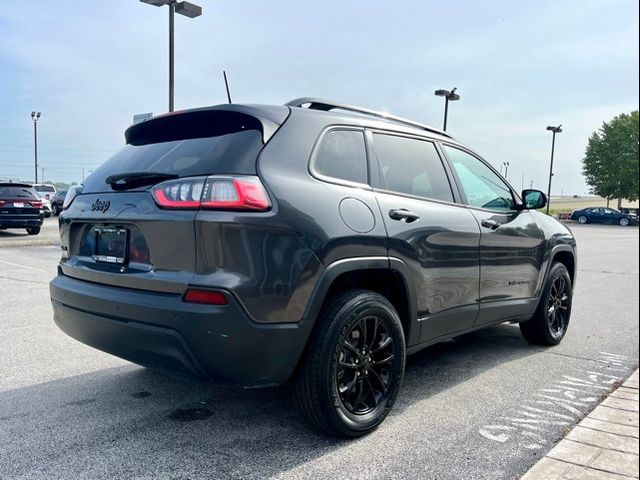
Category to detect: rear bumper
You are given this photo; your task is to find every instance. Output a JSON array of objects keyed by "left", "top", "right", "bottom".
[
  {"left": 0, "top": 215, "right": 43, "bottom": 228},
  {"left": 50, "top": 272, "right": 312, "bottom": 387}
]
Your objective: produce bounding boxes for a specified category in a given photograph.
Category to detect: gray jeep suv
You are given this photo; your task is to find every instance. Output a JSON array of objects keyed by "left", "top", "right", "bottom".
[{"left": 50, "top": 98, "right": 576, "bottom": 437}]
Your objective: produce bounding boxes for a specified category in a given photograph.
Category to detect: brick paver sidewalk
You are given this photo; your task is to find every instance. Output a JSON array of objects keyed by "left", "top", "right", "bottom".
[{"left": 522, "top": 369, "right": 639, "bottom": 479}]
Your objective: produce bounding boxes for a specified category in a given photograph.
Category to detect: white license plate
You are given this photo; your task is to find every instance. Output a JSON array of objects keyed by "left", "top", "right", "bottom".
[{"left": 13, "top": 202, "right": 24, "bottom": 208}]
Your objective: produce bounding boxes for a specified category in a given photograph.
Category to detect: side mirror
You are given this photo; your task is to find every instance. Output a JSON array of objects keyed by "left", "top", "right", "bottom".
[{"left": 522, "top": 189, "right": 547, "bottom": 210}]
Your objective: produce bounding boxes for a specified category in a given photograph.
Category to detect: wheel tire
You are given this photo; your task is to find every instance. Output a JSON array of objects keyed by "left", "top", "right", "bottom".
[
  {"left": 619, "top": 217, "right": 630, "bottom": 227},
  {"left": 520, "top": 262, "right": 572, "bottom": 346},
  {"left": 578, "top": 215, "right": 588, "bottom": 224},
  {"left": 26, "top": 227, "right": 41, "bottom": 235},
  {"left": 52, "top": 204, "right": 59, "bottom": 216},
  {"left": 293, "top": 289, "right": 406, "bottom": 437}
]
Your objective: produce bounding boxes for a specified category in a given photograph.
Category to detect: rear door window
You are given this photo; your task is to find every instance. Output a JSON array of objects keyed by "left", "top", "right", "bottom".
[
  {"left": 312, "top": 129, "right": 368, "bottom": 184},
  {"left": 371, "top": 133, "right": 454, "bottom": 202}
]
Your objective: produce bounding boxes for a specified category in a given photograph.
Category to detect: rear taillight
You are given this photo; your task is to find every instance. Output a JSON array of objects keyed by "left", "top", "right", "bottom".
[
  {"left": 63, "top": 184, "right": 83, "bottom": 210},
  {"left": 29, "top": 200, "right": 43, "bottom": 208},
  {"left": 183, "top": 289, "right": 228, "bottom": 305},
  {"left": 151, "top": 176, "right": 270, "bottom": 211},
  {"left": 0, "top": 200, "right": 5, "bottom": 207}
]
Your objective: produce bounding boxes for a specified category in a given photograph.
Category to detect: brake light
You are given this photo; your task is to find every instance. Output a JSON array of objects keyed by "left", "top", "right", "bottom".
[
  {"left": 151, "top": 176, "right": 270, "bottom": 211},
  {"left": 29, "top": 200, "right": 43, "bottom": 208},
  {"left": 183, "top": 289, "right": 228, "bottom": 305},
  {"left": 201, "top": 177, "right": 270, "bottom": 210},
  {"left": 0, "top": 200, "right": 5, "bottom": 207}
]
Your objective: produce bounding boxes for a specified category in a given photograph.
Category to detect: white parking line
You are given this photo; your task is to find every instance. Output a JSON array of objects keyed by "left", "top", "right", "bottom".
[{"left": 0, "top": 259, "right": 46, "bottom": 273}]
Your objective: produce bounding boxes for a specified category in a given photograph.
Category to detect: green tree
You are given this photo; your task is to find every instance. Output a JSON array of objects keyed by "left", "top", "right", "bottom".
[{"left": 582, "top": 111, "right": 639, "bottom": 208}]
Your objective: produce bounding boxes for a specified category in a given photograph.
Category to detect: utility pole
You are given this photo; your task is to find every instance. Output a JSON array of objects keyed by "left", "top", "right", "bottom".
[
  {"left": 31, "top": 111, "right": 41, "bottom": 183},
  {"left": 545, "top": 125, "right": 563, "bottom": 214}
]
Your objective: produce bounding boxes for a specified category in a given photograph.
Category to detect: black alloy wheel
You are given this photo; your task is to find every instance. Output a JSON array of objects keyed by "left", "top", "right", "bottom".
[
  {"left": 294, "top": 290, "right": 405, "bottom": 437},
  {"left": 520, "top": 262, "right": 572, "bottom": 346},
  {"left": 547, "top": 274, "right": 570, "bottom": 341},
  {"left": 336, "top": 315, "right": 395, "bottom": 415}
]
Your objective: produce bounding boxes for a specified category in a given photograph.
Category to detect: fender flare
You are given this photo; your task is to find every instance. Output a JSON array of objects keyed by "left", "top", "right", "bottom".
[
  {"left": 301, "top": 256, "right": 419, "bottom": 346},
  {"left": 533, "top": 244, "right": 577, "bottom": 309}
]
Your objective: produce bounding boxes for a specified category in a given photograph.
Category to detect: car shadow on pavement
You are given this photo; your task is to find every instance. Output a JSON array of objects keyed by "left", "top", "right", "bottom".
[{"left": 0, "top": 323, "right": 541, "bottom": 478}]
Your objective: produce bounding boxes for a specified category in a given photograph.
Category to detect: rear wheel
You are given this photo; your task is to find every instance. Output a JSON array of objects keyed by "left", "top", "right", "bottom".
[
  {"left": 619, "top": 217, "right": 630, "bottom": 227},
  {"left": 52, "top": 204, "right": 59, "bottom": 216},
  {"left": 26, "top": 227, "right": 41, "bottom": 235},
  {"left": 520, "top": 262, "right": 572, "bottom": 345},
  {"left": 293, "top": 290, "right": 405, "bottom": 437},
  {"left": 578, "top": 215, "right": 588, "bottom": 224}
]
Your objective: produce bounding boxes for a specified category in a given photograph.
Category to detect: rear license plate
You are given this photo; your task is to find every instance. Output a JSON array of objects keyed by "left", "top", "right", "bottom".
[
  {"left": 13, "top": 202, "right": 24, "bottom": 208},
  {"left": 93, "top": 227, "right": 128, "bottom": 264}
]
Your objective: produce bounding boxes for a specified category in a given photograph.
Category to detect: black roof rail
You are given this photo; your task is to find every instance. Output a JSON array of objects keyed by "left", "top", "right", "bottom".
[{"left": 285, "top": 97, "right": 452, "bottom": 138}]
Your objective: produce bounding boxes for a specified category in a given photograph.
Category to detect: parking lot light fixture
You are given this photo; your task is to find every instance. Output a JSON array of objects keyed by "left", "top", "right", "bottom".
[
  {"left": 139, "top": 0, "right": 202, "bottom": 112},
  {"left": 434, "top": 87, "right": 460, "bottom": 131},
  {"left": 545, "top": 125, "right": 563, "bottom": 214},
  {"left": 31, "top": 111, "right": 41, "bottom": 183}
]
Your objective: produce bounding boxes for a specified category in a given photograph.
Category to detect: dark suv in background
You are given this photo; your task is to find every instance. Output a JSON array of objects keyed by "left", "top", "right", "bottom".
[
  {"left": 0, "top": 182, "right": 44, "bottom": 234},
  {"left": 50, "top": 98, "right": 577, "bottom": 437}
]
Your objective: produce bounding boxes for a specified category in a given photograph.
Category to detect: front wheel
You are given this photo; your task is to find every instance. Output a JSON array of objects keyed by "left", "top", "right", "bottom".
[
  {"left": 577, "top": 215, "right": 588, "bottom": 224},
  {"left": 619, "top": 217, "right": 630, "bottom": 227},
  {"left": 293, "top": 290, "right": 406, "bottom": 437},
  {"left": 520, "top": 262, "right": 572, "bottom": 345}
]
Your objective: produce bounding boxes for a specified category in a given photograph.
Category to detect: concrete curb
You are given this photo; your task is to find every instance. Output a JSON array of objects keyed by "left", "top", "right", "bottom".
[{"left": 521, "top": 368, "right": 639, "bottom": 479}]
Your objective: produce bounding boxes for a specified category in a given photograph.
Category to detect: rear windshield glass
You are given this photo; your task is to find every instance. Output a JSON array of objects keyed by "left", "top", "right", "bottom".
[
  {"left": 34, "top": 185, "right": 56, "bottom": 192},
  {"left": 82, "top": 111, "right": 265, "bottom": 193},
  {"left": 0, "top": 186, "right": 38, "bottom": 199}
]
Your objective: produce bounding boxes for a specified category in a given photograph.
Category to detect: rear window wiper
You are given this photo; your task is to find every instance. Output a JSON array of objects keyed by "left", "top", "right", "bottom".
[{"left": 106, "top": 171, "right": 178, "bottom": 191}]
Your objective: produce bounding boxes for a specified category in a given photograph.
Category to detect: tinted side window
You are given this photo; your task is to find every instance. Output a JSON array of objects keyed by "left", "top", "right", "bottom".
[
  {"left": 443, "top": 145, "right": 516, "bottom": 211},
  {"left": 372, "top": 134, "right": 453, "bottom": 202},
  {"left": 313, "top": 130, "right": 368, "bottom": 184}
]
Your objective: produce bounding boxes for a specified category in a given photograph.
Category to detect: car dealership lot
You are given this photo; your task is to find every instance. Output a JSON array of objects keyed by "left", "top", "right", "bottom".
[{"left": 0, "top": 224, "right": 638, "bottom": 480}]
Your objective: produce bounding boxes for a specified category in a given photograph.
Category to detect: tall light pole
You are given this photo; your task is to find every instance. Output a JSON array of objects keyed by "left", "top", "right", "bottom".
[
  {"left": 545, "top": 124, "right": 563, "bottom": 214},
  {"left": 31, "top": 111, "right": 41, "bottom": 183},
  {"left": 140, "top": 0, "right": 202, "bottom": 112},
  {"left": 434, "top": 87, "right": 460, "bottom": 131}
]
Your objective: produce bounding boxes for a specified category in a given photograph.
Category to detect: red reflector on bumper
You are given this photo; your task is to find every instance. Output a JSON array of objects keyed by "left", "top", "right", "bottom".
[{"left": 183, "top": 289, "right": 228, "bottom": 305}]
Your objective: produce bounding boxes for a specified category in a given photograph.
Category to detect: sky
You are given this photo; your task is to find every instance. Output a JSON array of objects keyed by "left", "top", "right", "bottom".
[{"left": 0, "top": 0, "right": 638, "bottom": 194}]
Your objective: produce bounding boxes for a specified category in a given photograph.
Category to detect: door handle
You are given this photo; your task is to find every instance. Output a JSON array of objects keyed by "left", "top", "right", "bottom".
[
  {"left": 389, "top": 209, "right": 420, "bottom": 223},
  {"left": 481, "top": 219, "right": 501, "bottom": 230}
]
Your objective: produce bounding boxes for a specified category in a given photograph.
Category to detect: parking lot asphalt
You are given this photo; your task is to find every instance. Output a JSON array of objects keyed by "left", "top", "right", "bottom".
[
  {"left": 0, "top": 224, "right": 638, "bottom": 480},
  {"left": 0, "top": 216, "right": 60, "bottom": 247}
]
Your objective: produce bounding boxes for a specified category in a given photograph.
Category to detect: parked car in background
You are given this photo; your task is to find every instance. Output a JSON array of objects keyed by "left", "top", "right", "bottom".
[
  {"left": 51, "top": 190, "right": 67, "bottom": 216},
  {"left": 0, "top": 182, "right": 44, "bottom": 234},
  {"left": 570, "top": 207, "right": 637, "bottom": 226},
  {"left": 33, "top": 183, "right": 57, "bottom": 218},
  {"left": 619, "top": 207, "right": 639, "bottom": 219},
  {"left": 50, "top": 98, "right": 577, "bottom": 437}
]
